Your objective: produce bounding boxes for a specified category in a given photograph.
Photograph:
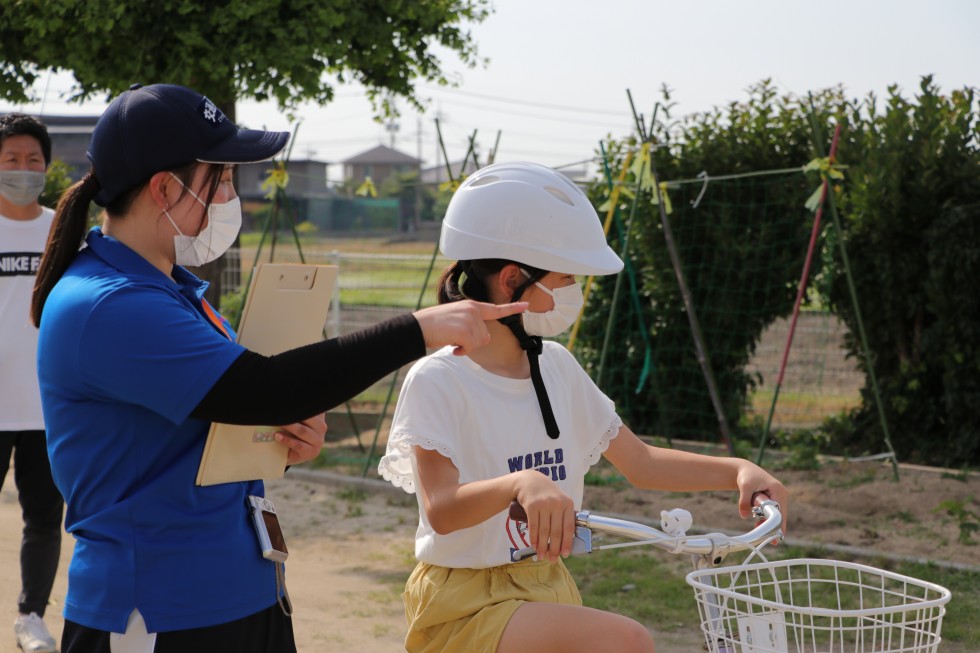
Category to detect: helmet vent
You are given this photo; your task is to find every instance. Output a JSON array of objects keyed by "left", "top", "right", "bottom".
[
  {"left": 544, "top": 186, "right": 574, "bottom": 206},
  {"left": 469, "top": 174, "right": 500, "bottom": 187}
]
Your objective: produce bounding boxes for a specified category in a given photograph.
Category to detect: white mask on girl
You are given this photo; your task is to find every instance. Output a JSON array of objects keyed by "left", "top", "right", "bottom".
[
  {"left": 520, "top": 270, "right": 584, "bottom": 337},
  {"left": 164, "top": 173, "right": 241, "bottom": 267}
]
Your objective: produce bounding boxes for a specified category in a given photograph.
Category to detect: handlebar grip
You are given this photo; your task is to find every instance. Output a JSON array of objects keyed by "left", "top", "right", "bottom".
[
  {"left": 509, "top": 500, "right": 528, "bottom": 523},
  {"left": 752, "top": 492, "right": 771, "bottom": 508}
]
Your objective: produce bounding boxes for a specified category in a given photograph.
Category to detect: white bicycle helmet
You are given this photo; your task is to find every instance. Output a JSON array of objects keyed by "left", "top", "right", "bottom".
[{"left": 440, "top": 161, "right": 623, "bottom": 276}]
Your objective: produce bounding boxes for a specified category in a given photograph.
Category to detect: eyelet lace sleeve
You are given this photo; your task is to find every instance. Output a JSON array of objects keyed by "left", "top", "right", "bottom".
[
  {"left": 584, "top": 415, "right": 622, "bottom": 467},
  {"left": 378, "top": 433, "right": 457, "bottom": 494}
]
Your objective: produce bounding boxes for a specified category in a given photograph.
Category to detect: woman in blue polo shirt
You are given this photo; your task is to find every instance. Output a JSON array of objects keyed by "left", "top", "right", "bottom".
[{"left": 30, "top": 84, "right": 525, "bottom": 653}]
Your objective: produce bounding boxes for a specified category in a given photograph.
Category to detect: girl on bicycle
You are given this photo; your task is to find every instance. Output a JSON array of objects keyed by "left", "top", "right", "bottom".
[{"left": 379, "top": 161, "right": 789, "bottom": 653}]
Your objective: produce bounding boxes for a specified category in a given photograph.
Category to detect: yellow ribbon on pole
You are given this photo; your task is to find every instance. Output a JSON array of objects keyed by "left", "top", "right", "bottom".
[
  {"left": 260, "top": 162, "right": 289, "bottom": 200},
  {"left": 355, "top": 176, "right": 378, "bottom": 198},
  {"left": 568, "top": 149, "right": 634, "bottom": 352},
  {"left": 803, "top": 156, "right": 844, "bottom": 212},
  {"left": 438, "top": 179, "right": 461, "bottom": 193}
]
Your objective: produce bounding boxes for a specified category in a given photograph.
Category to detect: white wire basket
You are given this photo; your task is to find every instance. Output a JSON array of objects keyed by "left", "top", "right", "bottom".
[{"left": 686, "top": 558, "right": 952, "bottom": 653}]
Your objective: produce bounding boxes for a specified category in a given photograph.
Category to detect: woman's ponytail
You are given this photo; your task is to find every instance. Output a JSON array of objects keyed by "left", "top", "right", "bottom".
[{"left": 31, "top": 171, "right": 101, "bottom": 326}]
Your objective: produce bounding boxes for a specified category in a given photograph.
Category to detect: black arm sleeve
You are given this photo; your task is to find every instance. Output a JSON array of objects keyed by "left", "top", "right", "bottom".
[{"left": 191, "top": 313, "right": 425, "bottom": 425}]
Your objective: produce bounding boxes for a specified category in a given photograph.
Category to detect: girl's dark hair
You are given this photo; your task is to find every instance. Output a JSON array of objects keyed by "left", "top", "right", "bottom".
[
  {"left": 437, "top": 259, "right": 547, "bottom": 305},
  {"left": 30, "top": 162, "right": 224, "bottom": 326}
]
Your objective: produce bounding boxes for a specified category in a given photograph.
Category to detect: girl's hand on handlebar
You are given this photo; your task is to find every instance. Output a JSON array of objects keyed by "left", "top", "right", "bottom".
[
  {"left": 736, "top": 463, "right": 789, "bottom": 539},
  {"left": 413, "top": 301, "right": 528, "bottom": 356},
  {"left": 513, "top": 470, "right": 576, "bottom": 562}
]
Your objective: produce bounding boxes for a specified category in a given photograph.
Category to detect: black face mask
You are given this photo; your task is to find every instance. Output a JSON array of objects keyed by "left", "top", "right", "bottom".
[{"left": 498, "top": 277, "right": 560, "bottom": 439}]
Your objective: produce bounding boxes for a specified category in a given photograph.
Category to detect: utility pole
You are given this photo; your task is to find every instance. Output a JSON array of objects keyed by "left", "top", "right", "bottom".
[
  {"left": 414, "top": 115, "right": 422, "bottom": 232},
  {"left": 434, "top": 105, "right": 446, "bottom": 182},
  {"left": 385, "top": 118, "right": 399, "bottom": 148}
]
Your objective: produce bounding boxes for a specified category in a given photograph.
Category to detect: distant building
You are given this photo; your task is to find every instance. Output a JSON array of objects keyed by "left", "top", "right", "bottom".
[
  {"left": 6, "top": 112, "right": 332, "bottom": 197},
  {"left": 554, "top": 164, "right": 590, "bottom": 184},
  {"left": 4, "top": 113, "right": 416, "bottom": 235},
  {"left": 342, "top": 144, "right": 420, "bottom": 189},
  {"left": 420, "top": 159, "right": 480, "bottom": 186},
  {"left": 237, "top": 158, "right": 337, "bottom": 231},
  {"left": 421, "top": 158, "right": 590, "bottom": 186},
  {"left": 237, "top": 158, "right": 329, "bottom": 201}
]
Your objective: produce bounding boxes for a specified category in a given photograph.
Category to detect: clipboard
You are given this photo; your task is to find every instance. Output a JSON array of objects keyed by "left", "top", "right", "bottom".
[{"left": 196, "top": 263, "right": 338, "bottom": 486}]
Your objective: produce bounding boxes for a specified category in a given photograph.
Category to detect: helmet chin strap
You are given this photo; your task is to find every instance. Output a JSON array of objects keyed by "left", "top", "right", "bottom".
[{"left": 497, "top": 312, "right": 561, "bottom": 440}]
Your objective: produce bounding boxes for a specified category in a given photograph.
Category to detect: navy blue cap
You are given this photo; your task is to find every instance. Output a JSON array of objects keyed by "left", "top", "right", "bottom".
[{"left": 87, "top": 83, "right": 290, "bottom": 206}]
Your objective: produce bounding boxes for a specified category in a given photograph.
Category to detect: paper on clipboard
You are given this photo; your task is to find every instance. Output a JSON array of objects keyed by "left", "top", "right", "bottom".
[{"left": 196, "top": 263, "right": 338, "bottom": 486}]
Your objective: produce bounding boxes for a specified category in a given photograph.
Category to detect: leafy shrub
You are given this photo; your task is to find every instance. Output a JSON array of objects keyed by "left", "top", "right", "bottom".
[{"left": 826, "top": 78, "right": 980, "bottom": 467}]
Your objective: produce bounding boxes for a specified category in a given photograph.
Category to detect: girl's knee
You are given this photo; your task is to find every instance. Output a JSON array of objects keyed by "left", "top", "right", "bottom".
[{"left": 615, "top": 617, "right": 655, "bottom": 653}]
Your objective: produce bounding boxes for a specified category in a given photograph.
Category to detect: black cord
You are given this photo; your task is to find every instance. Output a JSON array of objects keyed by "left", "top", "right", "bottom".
[{"left": 498, "top": 314, "right": 560, "bottom": 439}]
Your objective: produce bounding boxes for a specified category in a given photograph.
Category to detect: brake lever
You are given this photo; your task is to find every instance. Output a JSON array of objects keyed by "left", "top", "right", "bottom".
[
  {"left": 509, "top": 501, "right": 595, "bottom": 561},
  {"left": 511, "top": 524, "right": 594, "bottom": 562}
]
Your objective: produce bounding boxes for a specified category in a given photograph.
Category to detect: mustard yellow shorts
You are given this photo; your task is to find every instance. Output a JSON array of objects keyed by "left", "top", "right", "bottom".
[{"left": 402, "top": 558, "right": 582, "bottom": 653}]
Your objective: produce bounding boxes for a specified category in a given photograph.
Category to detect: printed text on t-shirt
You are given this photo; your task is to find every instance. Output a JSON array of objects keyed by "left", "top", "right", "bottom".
[
  {"left": 507, "top": 448, "right": 566, "bottom": 481},
  {"left": 0, "top": 252, "right": 43, "bottom": 276}
]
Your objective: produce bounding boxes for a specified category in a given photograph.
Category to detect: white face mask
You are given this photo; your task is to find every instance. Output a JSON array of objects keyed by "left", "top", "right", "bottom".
[
  {"left": 0, "top": 170, "right": 46, "bottom": 206},
  {"left": 520, "top": 271, "right": 584, "bottom": 337},
  {"left": 164, "top": 173, "right": 241, "bottom": 267}
]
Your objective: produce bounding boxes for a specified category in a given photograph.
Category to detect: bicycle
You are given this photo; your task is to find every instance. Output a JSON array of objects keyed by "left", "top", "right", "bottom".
[{"left": 509, "top": 496, "right": 951, "bottom": 653}]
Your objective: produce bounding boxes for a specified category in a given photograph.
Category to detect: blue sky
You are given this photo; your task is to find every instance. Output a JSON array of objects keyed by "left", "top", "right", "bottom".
[{"left": 3, "top": 0, "right": 977, "bottom": 179}]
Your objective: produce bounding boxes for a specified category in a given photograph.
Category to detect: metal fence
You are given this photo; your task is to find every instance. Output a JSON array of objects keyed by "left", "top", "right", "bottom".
[{"left": 223, "top": 246, "right": 449, "bottom": 339}]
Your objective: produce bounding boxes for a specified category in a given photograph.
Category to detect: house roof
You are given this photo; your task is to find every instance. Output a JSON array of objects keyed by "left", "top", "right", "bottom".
[{"left": 342, "top": 144, "right": 420, "bottom": 165}]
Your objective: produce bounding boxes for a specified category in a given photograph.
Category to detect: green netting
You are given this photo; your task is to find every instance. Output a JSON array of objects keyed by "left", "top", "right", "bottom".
[
  {"left": 575, "top": 169, "right": 862, "bottom": 445},
  {"left": 223, "top": 161, "right": 866, "bottom": 468}
]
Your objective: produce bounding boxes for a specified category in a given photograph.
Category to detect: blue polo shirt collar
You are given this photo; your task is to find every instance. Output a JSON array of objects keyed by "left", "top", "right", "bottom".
[{"left": 84, "top": 227, "right": 210, "bottom": 300}]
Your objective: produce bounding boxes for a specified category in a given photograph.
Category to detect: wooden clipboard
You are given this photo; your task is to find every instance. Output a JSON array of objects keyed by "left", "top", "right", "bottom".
[{"left": 196, "top": 263, "right": 338, "bottom": 486}]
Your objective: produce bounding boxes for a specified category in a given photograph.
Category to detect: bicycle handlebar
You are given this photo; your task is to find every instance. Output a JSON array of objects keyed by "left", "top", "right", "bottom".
[{"left": 509, "top": 493, "right": 782, "bottom": 564}]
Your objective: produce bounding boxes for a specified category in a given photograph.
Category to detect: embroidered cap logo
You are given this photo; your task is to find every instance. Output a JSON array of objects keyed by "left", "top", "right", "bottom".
[{"left": 198, "top": 98, "right": 226, "bottom": 128}]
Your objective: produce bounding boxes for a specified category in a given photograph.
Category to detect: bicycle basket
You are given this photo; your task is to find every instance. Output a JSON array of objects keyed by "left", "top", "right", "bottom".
[{"left": 686, "top": 558, "right": 951, "bottom": 653}]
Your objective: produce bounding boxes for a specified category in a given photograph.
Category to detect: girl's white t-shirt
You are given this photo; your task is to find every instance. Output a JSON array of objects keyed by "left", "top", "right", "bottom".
[
  {"left": 379, "top": 341, "right": 622, "bottom": 569},
  {"left": 0, "top": 208, "right": 54, "bottom": 430}
]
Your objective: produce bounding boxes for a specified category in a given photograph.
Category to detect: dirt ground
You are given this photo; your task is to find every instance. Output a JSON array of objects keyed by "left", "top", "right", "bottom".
[
  {"left": 583, "top": 457, "right": 980, "bottom": 569},
  {"left": 0, "top": 458, "right": 975, "bottom": 653}
]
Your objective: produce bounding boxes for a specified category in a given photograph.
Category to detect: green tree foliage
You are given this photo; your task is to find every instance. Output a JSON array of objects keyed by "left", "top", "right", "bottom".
[
  {"left": 0, "top": 0, "right": 490, "bottom": 300},
  {"left": 39, "top": 158, "right": 73, "bottom": 209},
  {"left": 826, "top": 78, "right": 980, "bottom": 467},
  {"left": 0, "top": 0, "right": 490, "bottom": 117}
]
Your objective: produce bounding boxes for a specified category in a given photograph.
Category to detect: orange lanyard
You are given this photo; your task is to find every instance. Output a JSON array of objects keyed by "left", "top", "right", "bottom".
[{"left": 202, "top": 300, "right": 232, "bottom": 341}]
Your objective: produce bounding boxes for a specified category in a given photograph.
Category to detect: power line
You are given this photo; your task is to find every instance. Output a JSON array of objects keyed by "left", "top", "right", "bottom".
[
  {"left": 300, "top": 136, "right": 388, "bottom": 146},
  {"left": 422, "top": 96, "right": 628, "bottom": 130},
  {"left": 421, "top": 124, "right": 612, "bottom": 146},
  {"left": 493, "top": 143, "right": 600, "bottom": 158},
  {"left": 422, "top": 85, "right": 626, "bottom": 118}
]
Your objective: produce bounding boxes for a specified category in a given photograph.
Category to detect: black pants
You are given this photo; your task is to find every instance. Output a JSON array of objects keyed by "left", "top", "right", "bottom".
[
  {"left": 0, "top": 430, "right": 64, "bottom": 617},
  {"left": 62, "top": 603, "right": 296, "bottom": 653}
]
